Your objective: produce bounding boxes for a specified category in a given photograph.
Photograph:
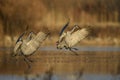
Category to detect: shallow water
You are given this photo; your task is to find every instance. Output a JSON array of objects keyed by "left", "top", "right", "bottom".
[
  {"left": 0, "top": 74, "right": 120, "bottom": 80},
  {"left": 27, "top": 46, "right": 120, "bottom": 52},
  {"left": 0, "top": 46, "right": 120, "bottom": 52},
  {"left": 0, "top": 46, "right": 120, "bottom": 80}
]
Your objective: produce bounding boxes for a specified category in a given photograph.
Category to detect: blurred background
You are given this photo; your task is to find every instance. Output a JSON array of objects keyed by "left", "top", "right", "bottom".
[
  {"left": 0, "top": 0, "right": 120, "bottom": 80},
  {"left": 0, "top": 0, "right": 120, "bottom": 47}
]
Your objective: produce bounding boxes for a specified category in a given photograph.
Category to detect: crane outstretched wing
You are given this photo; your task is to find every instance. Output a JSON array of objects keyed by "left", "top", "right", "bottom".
[
  {"left": 16, "top": 25, "right": 29, "bottom": 44},
  {"left": 68, "top": 27, "right": 90, "bottom": 47},
  {"left": 26, "top": 31, "right": 36, "bottom": 41},
  {"left": 35, "top": 32, "right": 49, "bottom": 44},
  {"left": 13, "top": 41, "right": 22, "bottom": 56},
  {"left": 76, "top": 28, "right": 90, "bottom": 41},
  {"left": 21, "top": 32, "right": 49, "bottom": 55},
  {"left": 16, "top": 32, "right": 25, "bottom": 44},
  {"left": 59, "top": 20, "right": 70, "bottom": 36}
]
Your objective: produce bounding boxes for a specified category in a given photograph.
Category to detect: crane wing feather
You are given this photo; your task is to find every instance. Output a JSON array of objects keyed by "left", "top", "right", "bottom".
[
  {"left": 13, "top": 41, "right": 22, "bottom": 56},
  {"left": 21, "top": 32, "right": 49, "bottom": 55},
  {"left": 59, "top": 20, "right": 69, "bottom": 36},
  {"left": 16, "top": 32, "right": 25, "bottom": 44},
  {"left": 67, "top": 28, "right": 90, "bottom": 47}
]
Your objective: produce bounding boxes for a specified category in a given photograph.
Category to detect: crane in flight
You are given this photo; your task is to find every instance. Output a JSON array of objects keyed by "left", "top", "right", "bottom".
[
  {"left": 56, "top": 20, "right": 91, "bottom": 55},
  {"left": 13, "top": 28, "right": 50, "bottom": 69}
]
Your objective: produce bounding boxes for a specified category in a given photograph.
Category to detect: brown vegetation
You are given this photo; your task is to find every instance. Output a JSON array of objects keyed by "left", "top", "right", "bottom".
[{"left": 0, "top": 0, "right": 120, "bottom": 47}]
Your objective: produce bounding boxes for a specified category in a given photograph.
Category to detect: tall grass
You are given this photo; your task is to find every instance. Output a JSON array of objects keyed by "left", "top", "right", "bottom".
[{"left": 0, "top": 0, "right": 120, "bottom": 46}]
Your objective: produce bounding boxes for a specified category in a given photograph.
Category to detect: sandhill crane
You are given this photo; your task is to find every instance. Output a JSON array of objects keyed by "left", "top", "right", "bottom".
[
  {"left": 13, "top": 30, "right": 50, "bottom": 68},
  {"left": 56, "top": 21, "right": 91, "bottom": 55}
]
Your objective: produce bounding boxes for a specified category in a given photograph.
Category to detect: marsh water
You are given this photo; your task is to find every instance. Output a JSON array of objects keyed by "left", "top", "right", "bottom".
[{"left": 0, "top": 46, "right": 120, "bottom": 80}]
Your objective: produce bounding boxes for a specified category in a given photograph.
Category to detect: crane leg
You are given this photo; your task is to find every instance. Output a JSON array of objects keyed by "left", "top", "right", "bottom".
[
  {"left": 22, "top": 54, "right": 32, "bottom": 69},
  {"left": 72, "top": 48, "right": 78, "bottom": 50},
  {"left": 68, "top": 47, "right": 78, "bottom": 55},
  {"left": 64, "top": 45, "right": 78, "bottom": 50},
  {"left": 24, "top": 58, "right": 31, "bottom": 69}
]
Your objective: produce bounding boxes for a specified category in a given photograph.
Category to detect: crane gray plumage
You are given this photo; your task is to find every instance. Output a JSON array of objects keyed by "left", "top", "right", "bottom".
[
  {"left": 15, "top": 25, "right": 29, "bottom": 44},
  {"left": 16, "top": 32, "right": 25, "bottom": 44},
  {"left": 13, "top": 31, "right": 49, "bottom": 69},
  {"left": 59, "top": 20, "right": 69, "bottom": 36},
  {"left": 57, "top": 22, "right": 91, "bottom": 55}
]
